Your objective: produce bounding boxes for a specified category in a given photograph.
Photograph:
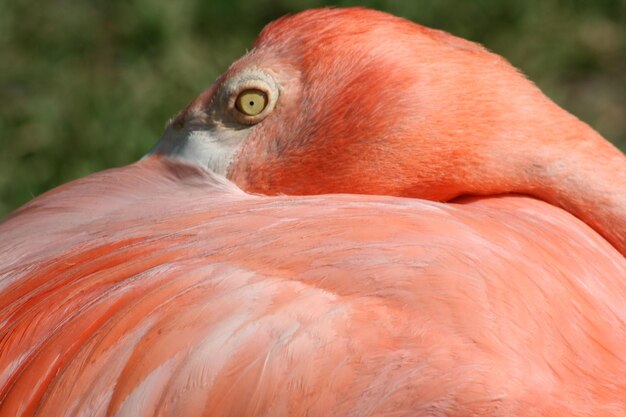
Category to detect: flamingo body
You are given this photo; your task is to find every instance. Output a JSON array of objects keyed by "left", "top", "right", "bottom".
[
  {"left": 2, "top": 6, "right": 626, "bottom": 417},
  {"left": 1, "top": 159, "right": 625, "bottom": 416}
]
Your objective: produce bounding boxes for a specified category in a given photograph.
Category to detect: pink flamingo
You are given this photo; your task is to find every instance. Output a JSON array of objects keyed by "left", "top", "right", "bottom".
[{"left": 1, "top": 8, "right": 625, "bottom": 417}]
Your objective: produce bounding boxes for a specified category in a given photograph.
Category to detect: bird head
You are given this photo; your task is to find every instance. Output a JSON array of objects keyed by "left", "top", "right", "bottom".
[{"left": 150, "top": 7, "right": 626, "bottom": 254}]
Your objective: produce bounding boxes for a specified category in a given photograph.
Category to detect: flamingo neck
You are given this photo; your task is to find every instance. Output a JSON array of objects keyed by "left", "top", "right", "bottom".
[{"left": 523, "top": 124, "right": 626, "bottom": 257}]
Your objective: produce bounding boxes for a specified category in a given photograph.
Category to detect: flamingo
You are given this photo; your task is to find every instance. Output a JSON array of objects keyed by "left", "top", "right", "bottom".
[{"left": 0, "top": 7, "right": 625, "bottom": 417}]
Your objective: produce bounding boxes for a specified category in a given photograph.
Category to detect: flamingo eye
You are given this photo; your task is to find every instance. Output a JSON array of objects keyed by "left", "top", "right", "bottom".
[{"left": 235, "top": 89, "right": 268, "bottom": 116}]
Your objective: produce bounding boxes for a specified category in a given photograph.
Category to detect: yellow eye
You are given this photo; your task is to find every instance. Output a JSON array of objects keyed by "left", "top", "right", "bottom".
[{"left": 235, "top": 89, "right": 268, "bottom": 116}]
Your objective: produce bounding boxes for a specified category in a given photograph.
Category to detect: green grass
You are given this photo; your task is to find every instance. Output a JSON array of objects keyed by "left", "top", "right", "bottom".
[{"left": 1, "top": 0, "right": 625, "bottom": 216}]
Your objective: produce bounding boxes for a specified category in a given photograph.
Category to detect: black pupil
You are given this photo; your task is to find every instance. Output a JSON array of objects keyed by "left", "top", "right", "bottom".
[{"left": 249, "top": 101, "right": 255, "bottom": 106}]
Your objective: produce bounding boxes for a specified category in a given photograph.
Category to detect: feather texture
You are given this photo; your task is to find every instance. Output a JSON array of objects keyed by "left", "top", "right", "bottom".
[{"left": 1, "top": 158, "right": 625, "bottom": 416}]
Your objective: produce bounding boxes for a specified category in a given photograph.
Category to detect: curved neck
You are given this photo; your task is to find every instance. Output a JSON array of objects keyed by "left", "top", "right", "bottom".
[{"left": 524, "top": 124, "right": 626, "bottom": 256}]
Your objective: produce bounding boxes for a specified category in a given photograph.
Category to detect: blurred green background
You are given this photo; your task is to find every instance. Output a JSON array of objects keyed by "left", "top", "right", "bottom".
[{"left": 1, "top": 0, "right": 625, "bottom": 216}]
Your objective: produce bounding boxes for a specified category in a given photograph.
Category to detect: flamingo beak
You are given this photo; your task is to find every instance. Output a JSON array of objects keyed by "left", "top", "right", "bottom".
[{"left": 145, "top": 112, "right": 250, "bottom": 177}]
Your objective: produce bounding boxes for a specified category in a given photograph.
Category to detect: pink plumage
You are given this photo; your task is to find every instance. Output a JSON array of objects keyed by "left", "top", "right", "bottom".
[
  {"left": 1, "top": 7, "right": 626, "bottom": 417},
  {"left": 1, "top": 159, "right": 625, "bottom": 416}
]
